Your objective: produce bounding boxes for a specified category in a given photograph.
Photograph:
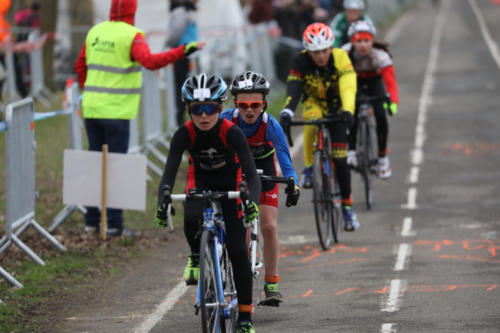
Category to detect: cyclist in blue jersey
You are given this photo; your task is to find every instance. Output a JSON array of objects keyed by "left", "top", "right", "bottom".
[{"left": 221, "top": 71, "right": 300, "bottom": 307}]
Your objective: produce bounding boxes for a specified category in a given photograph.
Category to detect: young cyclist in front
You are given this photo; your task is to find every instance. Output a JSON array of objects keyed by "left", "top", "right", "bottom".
[
  {"left": 279, "top": 22, "right": 360, "bottom": 231},
  {"left": 220, "top": 71, "right": 300, "bottom": 306},
  {"left": 329, "top": 0, "right": 375, "bottom": 48},
  {"left": 342, "top": 20, "right": 399, "bottom": 178},
  {"left": 155, "top": 73, "right": 261, "bottom": 333}
]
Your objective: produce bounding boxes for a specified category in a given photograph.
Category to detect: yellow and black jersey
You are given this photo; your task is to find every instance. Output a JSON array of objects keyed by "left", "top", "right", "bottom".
[{"left": 283, "top": 48, "right": 357, "bottom": 115}]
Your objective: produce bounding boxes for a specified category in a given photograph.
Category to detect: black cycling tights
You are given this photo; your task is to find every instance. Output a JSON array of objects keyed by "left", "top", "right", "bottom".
[
  {"left": 328, "top": 122, "right": 351, "bottom": 202},
  {"left": 349, "top": 76, "right": 389, "bottom": 156},
  {"left": 184, "top": 199, "right": 252, "bottom": 306}
]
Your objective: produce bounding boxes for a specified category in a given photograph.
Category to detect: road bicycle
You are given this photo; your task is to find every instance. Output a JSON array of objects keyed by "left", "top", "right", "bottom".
[
  {"left": 287, "top": 116, "right": 343, "bottom": 250},
  {"left": 246, "top": 169, "right": 295, "bottom": 306},
  {"left": 167, "top": 186, "right": 247, "bottom": 333},
  {"left": 352, "top": 94, "right": 387, "bottom": 210}
]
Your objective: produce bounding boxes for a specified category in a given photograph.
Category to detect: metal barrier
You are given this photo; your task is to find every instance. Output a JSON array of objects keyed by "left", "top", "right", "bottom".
[
  {"left": 3, "top": 46, "right": 19, "bottom": 103},
  {"left": 48, "top": 83, "right": 86, "bottom": 232},
  {"left": 28, "top": 30, "right": 56, "bottom": 107},
  {"left": 0, "top": 98, "right": 66, "bottom": 276}
]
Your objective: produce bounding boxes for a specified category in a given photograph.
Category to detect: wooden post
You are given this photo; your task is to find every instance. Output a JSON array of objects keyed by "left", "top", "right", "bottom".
[{"left": 100, "top": 144, "right": 108, "bottom": 240}]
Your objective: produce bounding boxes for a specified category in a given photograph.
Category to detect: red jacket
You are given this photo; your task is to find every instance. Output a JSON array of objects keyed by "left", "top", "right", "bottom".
[{"left": 75, "top": 0, "right": 186, "bottom": 88}]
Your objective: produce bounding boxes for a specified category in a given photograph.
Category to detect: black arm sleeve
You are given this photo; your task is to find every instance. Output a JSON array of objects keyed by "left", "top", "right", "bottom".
[
  {"left": 227, "top": 126, "right": 261, "bottom": 203},
  {"left": 156, "top": 127, "right": 190, "bottom": 206},
  {"left": 283, "top": 56, "right": 305, "bottom": 112}
]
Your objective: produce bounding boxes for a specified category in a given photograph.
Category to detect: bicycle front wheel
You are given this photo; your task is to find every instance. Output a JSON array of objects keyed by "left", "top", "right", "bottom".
[
  {"left": 358, "top": 119, "right": 372, "bottom": 210},
  {"left": 312, "top": 150, "right": 334, "bottom": 250},
  {"left": 199, "top": 230, "right": 222, "bottom": 333}
]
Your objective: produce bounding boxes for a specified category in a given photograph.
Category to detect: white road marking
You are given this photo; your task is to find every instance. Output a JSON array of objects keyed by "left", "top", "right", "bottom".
[
  {"left": 381, "top": 279, "right": 405, "bottom": 312},
  {"left": 468, "top": 0, "right": 500, "bottom": 69},
  {"left": 401, "top": 217, "right": 415, "bottom": 237},
  {"left": 480, "top": 231, "right": 496, "bottom": 240},
  {"left": 394, "top": 243, "right": 412, "bottom": 271},
  {"left": 384, "top": 0, "right": 450, "bottom": 321},
  {"left": 411, "top": 149, "right": 423, "bottom": 165},
  {"left": 385, "top": 11, "right": 414, "bottom": 44},
  {"left": 133, "top": 281, "right": 188, "bottom": 333},
  {"left": 401, "top": 187, "right": 418, "bottom": 210},
  {"left": 381, "top": 323, "right": 397, "bottom": 333},
  {"left": 280, "top": 235, "right": 316, "bottom": 245},
  {"left": 407, "top": 166, "right": 420, "bottom": 184}
]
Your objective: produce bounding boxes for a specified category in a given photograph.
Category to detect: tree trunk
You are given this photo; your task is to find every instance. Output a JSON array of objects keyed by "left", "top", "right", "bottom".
[
  {"left": 69, "top": 0, "right": 94, "bottom": 67},
  {"left": 40, "top": 0, "right": 59, "bottom": 90}
]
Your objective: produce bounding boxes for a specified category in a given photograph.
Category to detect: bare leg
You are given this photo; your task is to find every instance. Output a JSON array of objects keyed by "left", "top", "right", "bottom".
[{"left": 259, "top": 205, "right": 279, "bottom": 278}]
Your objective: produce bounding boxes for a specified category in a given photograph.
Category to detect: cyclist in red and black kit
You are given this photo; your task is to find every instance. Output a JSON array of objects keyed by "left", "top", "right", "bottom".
[
  {"left": 342, "top": 20, "right": 399, "bottom": 178},
  {"left": 155, "top": 73, "right": 260, "bottom": 333}
]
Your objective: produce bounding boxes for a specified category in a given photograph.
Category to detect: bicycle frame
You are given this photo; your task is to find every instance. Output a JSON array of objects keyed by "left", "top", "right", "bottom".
[
  {"left": 290, "top": 117, "right": 343, "bottom": 248},
  {"left": 170, "top": 190, "right": 241, "bottom": 332},
  {"left": 249, "top": 170, "right": 295, "bottom": 305}
]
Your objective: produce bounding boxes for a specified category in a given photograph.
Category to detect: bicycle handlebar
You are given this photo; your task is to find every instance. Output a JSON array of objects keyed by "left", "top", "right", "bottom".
[
  {"left": 286, "top": 115, "right": 342, "bottom": 147},
  {"left": 356, "top": 94, "right": 390, "bottom": 104},
  {"left": 170, "top": 190, "right": 242, "bottom": 202}
]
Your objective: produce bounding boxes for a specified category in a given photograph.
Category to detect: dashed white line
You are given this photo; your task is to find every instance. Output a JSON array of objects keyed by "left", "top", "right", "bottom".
[
  {"left": 401, "top": 187, "right": 418, "bottom": 210},
  {"left": 394, "top": 243, "right": 412, "bottom": 271},
  {"left": 381, "top": 323, "right": 397, "bottom": 333},
  {"left": 401, "top": 217, "right": 415, "bottom": 237},
  {"left": 411, "top": 149, "right": 423, "bottom": 165},
  {"left": 407, "top": 166, "right": 420, "bottom": 184},
  {"left": 381, "top": 279, "right": 406, "bottom": 312}
]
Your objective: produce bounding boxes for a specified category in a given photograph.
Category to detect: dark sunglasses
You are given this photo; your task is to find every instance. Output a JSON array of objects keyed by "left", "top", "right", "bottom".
[
  {"left": 236, "top": 101, "right": 264, "bottom": 110},
  {"left": 189, "top": 103, "right": 219, "bottom": 116}
]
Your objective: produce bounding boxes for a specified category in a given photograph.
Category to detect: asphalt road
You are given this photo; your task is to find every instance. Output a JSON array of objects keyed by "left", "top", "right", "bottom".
[{"left": 57, "top": 1, "right": 500, "bottom": 332}]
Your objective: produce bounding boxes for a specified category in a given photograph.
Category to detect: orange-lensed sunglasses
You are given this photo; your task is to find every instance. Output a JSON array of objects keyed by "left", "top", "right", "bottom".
[{"left": 235, "top": 101, "right": 264, "bottom": 109}]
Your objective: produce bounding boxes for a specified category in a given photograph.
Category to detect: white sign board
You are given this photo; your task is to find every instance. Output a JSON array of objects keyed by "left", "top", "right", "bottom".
[{"left": 63, "top": 149, "right": 147, "bottom": 211}]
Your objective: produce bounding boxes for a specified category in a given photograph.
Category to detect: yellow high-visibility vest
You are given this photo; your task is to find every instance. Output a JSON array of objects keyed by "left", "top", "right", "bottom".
[{"left": 83, "top": 21, "right": 143, "bottom": 119}]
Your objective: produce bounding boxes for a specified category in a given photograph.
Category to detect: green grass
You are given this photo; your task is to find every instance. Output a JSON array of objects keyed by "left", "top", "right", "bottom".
[{"left": 0, "top": 248, "right": 125, "bottom": 332}]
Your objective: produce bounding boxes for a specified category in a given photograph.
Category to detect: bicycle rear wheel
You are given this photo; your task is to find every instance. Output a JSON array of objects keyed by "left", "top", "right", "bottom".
[
  {"left": 358, "top": 119, "right": 372, "bottom": 210},
  {"left": 312, "top": 150, "right": 334, "bottom": 250},
  {"left": 199, "top": 230, "right": 222, "bottom": 333}
]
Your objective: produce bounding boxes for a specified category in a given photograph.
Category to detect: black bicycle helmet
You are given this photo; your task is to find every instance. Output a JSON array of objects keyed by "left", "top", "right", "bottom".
[
  {"left": 181, "top": 73, "right": 228, "bottom": 103},
  {"left": 229, "top": 71, "right": 271, "bottom": 97}
]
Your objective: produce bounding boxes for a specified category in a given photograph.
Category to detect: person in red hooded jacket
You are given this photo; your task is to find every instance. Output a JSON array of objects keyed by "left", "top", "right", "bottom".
[{"left": 75, "top": 0, "right": 204, "bottom": 237}]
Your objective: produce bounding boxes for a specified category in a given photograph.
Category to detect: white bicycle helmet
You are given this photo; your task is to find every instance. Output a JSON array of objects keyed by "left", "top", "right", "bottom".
[
  {"left": 181, "top": 73, "right": 228, "bottom": 103},
  {"left": 344, "top": 0, "right": 365, "bottom": 10},
  {"left": 302, "top": 22, "right": 335, "bottom": 52},
  {"left": 348, "top": 20, "right": 377, "bottom": 39}
]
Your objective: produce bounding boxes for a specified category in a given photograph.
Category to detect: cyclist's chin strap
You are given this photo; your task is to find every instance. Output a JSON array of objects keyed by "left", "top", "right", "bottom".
[{"left": 238, "top": 304, "right": 254, "bottom": 315}]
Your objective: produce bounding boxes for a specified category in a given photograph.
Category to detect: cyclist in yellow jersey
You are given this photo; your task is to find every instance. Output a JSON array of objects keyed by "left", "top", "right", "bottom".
[{"left": 279, "top": 22, "right": 359, "bottom": 231}]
